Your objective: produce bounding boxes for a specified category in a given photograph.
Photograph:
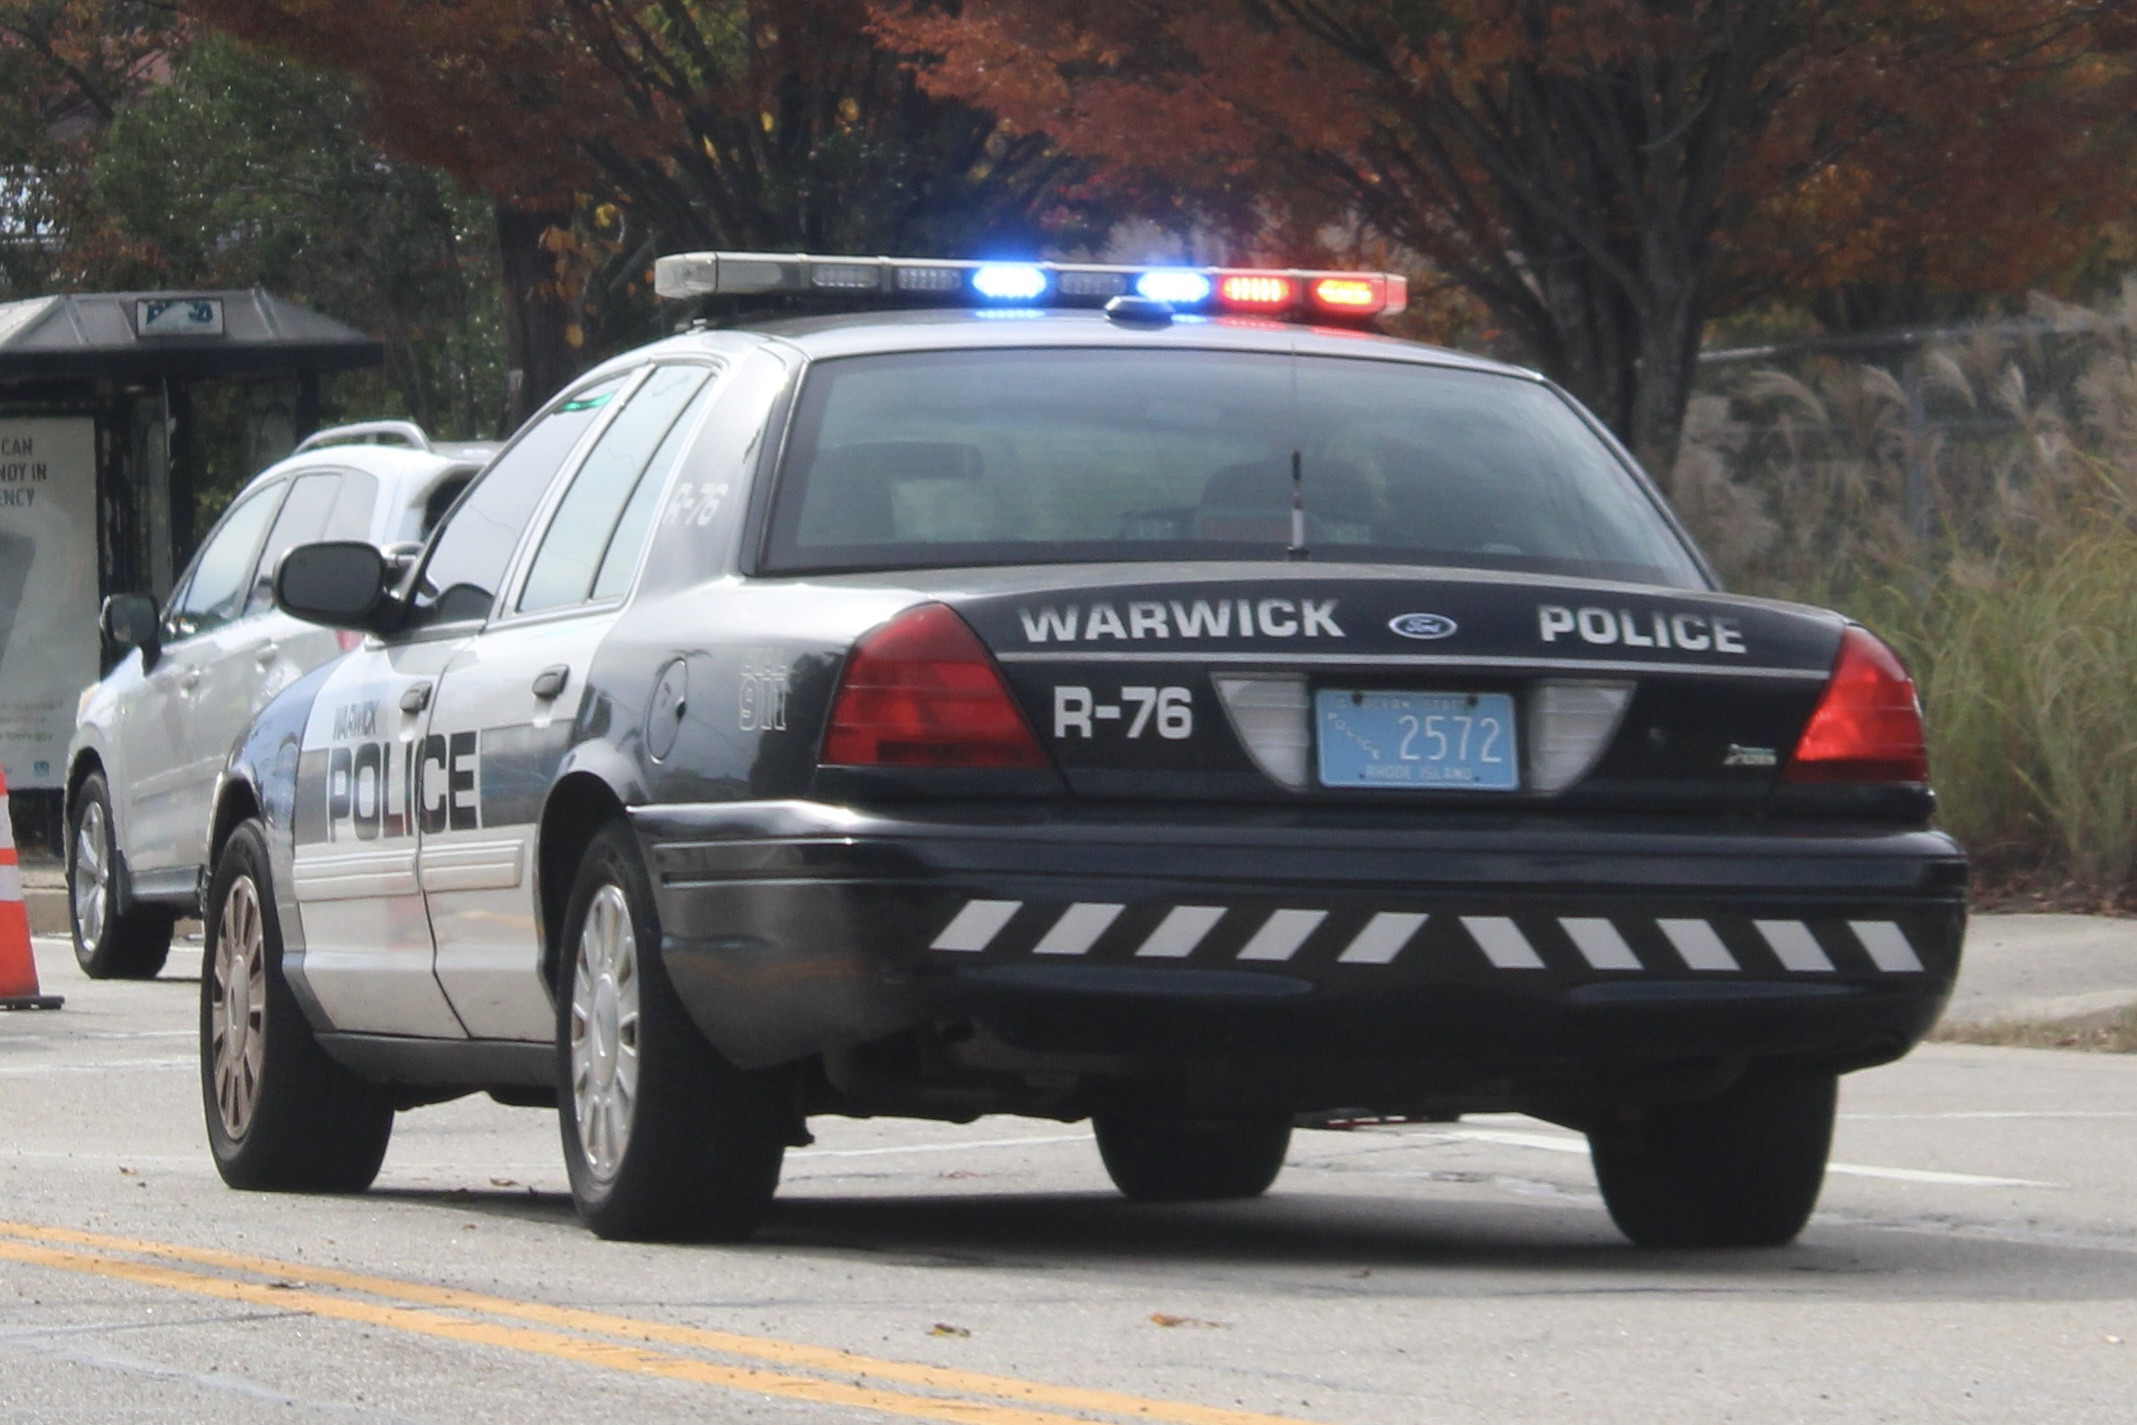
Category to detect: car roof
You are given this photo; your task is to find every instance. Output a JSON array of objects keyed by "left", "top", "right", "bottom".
[
  {"left": 237, "top": 442, "right": 484, "bottom": 514},
  {"left": 585, "top": 307, "right": 1542, "bottom": 382}
]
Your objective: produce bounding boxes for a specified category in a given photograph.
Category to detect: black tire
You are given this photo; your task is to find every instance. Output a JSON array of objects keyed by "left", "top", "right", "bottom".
[
  {"left": 1093, "top": 1106, "right": 1292, "bottom": 1202},
  {"left": 200, "top": 821, "right": 394, "bottom": 1192},
  {"left": 69, "top": 770, "right": 174, "bottom": 980},
  {"left": 556, "top": 820, "right": 788, "bottom": 1242},
  {"left": 1588, "top": 1070, "right": 1837, "bottom": 1248}
]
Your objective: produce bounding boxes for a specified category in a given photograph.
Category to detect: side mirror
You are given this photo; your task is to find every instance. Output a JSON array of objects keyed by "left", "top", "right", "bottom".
[
  {"left": 100, "top": 593, "right": 161, "bottom": 662},
  {"left": 275, "top": 541, "right": 397, "bottom": 633}
]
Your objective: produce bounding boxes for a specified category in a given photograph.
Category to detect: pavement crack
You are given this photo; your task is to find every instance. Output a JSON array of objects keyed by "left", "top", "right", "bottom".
[{"left": 0, "top": 1329, "right": 419, "bottom": 1421}]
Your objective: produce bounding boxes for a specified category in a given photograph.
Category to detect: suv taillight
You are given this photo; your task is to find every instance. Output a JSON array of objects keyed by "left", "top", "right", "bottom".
[
  {"left": 1783, "top": 626, "right": 1928, "bottom": 784},
  {"left": 821, "top": 603, "right": 1047, "bottom": 768}
]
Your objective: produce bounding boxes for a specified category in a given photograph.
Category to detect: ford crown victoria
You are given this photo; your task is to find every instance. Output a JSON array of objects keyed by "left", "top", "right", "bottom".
[{"left": 195, "top": 254, "right": 1965, "bottom": 1247}]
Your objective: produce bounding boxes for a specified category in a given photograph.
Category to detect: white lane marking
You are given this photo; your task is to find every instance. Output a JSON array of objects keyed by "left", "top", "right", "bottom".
[
  {"left": 1134, "top": 905, "right": 1226, "bottom": 959},
  {"left": 0, "top": 1058, "right": 193, "bottom": 1077},
  {"left": 64, "top": 1030, "right": 195, "bottom": 1041},
  {"left": 1236, "top": 908, "right": 1327, "bottom": 962},
  {"left": 1446, "top": 1127, "right": 2054, "bottom": 1188},
  {"left": 798, "top": 1133, "right": 1091, "bottom": 1159},
  {"left": 1032, "top": 902, "right": 1123, "bottom": 956},
  {"left": 1462, "top": 917, "right": 1544, "bottom": 970},
  {"left": 0, "top": 1152, "right": 203, "bottom": 1164},
  {"left": 1853, "top": 920, "right": 1924, "bottom": 973},
  {"left": 1338, "top": 912, "right": 1428, "bottom": 965},
  {"left": 1450, "top": 1128, "right": 1588, "bottom": 1154},
  {"left": 1843, "top": 1110, "right": 2137, "bottom": 1121},
  {"left": 929, "top": 899, "right": 1021, "bottom": 952},
  {"left": 1561, "top": 918, "right": 1641, "bottom": 971},
  {"left": 1825, "top": 1163, "right": 2054, "bottom": 1188},
  {"left": 1659, "top": 918, "right": 1738, "bottom": 971},
  {"left": 1758, "top": 919, "right": 1835, "bottom": 973}
]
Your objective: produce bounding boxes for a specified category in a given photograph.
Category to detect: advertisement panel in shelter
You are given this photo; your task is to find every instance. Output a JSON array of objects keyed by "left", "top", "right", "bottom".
[{"left": 0, "top": 417, "right": 98, "bottom": 789}]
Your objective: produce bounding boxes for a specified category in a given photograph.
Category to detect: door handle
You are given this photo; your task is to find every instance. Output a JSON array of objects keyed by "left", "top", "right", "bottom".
[
  {"left": 256, "top": 645, "right": 279, "bottom": 666},
  {"left": 180, "top": 669, "right": 203, "bottom": 693},
  {"left": 532, "top": 665, "right": 571, "bottom": 701},
  {"left": 399, "top": 682, "right": 432, "bottom": 714}
]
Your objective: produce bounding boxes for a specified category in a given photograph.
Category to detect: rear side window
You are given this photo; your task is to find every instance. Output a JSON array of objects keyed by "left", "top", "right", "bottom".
[
  {"left": 411, "top": 375, "right": 626, "bottom": 625},
  {"left": 325, "top": 469, "right": 378, "bottom": 542},
  {"left": 763, "top": 349, "right": 1703, "bottom": 588},
  {"left": 518, "top": 364, "right": 714, "bottom": 613},
  {"left": 247, "top": 472, "right": 342, "bottom": 614}
]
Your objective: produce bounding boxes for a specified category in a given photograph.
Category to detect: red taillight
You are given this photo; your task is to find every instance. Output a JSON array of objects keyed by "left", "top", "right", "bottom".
[
  {"left": 1784, "top": 626, "right": 1928, "bottom": 784},
  {"left": 821, "top": 604, "right": 1047, "bottom": 768}
]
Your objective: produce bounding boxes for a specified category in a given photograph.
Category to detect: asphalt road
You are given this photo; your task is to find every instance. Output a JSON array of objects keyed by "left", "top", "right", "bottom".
[{"left": 4, "top": 933, "right": 2134, "bottom": 1424}]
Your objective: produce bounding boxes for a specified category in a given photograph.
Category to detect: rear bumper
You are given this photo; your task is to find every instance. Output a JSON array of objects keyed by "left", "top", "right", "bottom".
[{"left": 635, "top": 799, "right": 1965, "bottom": 1094}]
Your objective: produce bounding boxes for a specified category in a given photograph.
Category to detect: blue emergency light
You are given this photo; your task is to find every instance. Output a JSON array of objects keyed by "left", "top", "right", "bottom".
[{"left": 971, "top": 264, "right": 1050, "bottom": 301}]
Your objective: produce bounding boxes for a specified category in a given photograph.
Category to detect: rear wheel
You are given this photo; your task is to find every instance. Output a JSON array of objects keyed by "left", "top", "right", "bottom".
[
  {"left": 1093, "top": 1106, "right": 1292, "bottom": 1202},
  {"left": 201, "top": 822, "right": 394, "bottom": 1191},
  {"left": 1587, "top": 1070, "right": 1837, "bottom": 1248},
  {"left": 557, "top": 821, "right": 788, "bottom": 1242},
  {"left": 69, "top": 771, "right": 173, "bottom": 980}
]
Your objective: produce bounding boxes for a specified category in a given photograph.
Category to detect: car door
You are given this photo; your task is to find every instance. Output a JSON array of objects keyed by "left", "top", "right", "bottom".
[
  {"left": 116, "top": 481, "right": 286, "bottom": 879},
  {"left": 423, "top": 362, "right": 718, "bottom": 1041},
  {"left": 289, "top": 377, "right": 631, "bottom": 1038}
]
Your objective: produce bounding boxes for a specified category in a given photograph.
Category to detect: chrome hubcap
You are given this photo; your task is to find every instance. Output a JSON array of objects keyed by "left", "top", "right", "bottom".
[
  {"left": 569, "top": 884, "right": 640, "bottom": 1182},
  {"left": 209, "top": 876, "right": 269, "bottom": 1141},
  {"left": 73, "top": 801, "right": 109, "bottom": 948}
]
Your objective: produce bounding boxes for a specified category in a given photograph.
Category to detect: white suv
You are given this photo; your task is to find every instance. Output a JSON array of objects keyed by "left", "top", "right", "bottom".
[{"left": 65, "top": 422, "right": 495, "bottom": 978}]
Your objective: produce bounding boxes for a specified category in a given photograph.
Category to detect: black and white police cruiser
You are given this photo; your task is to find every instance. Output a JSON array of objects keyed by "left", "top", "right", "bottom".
[{"left": 200, "top": 252, "right": 1965, "bottom": 1247}]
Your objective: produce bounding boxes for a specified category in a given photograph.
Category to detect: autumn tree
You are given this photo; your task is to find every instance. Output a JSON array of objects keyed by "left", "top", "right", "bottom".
[
  {"left": 879, "top": 1, "right": 2137, "bottom": 480},
  {"left": 84, "top": 34, "right": 505, "bottom": 438},
  {"left": 0, "top": 2, "right": 181, "bottom": 292},
  {"left": 185, "top": 1, "right": 1108, "bottom": 419}
]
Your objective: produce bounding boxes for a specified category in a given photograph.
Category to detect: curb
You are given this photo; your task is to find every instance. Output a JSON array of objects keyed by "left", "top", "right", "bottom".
[{"left": 19, "top": 864, "right": 68, "bottom": 938}]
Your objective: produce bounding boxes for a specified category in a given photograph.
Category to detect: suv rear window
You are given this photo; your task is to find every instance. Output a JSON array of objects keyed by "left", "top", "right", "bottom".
[{"left": 761, "top": 349, "right": 1704, "bottom": 588}]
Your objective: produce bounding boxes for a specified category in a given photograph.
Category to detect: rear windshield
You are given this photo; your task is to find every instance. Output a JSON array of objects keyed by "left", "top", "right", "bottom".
[{"left": 761, "top": 348, "right": 1706, "bottom": 588}]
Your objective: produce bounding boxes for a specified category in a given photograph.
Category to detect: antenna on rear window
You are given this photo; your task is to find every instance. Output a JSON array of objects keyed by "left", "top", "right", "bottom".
[{"left": 1288, "top": 450, "right": 1308, "bottom": 560}]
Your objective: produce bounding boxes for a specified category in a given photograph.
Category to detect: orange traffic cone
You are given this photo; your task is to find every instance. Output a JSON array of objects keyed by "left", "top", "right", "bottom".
[{"left": 1, "top": 762, "right": 63, "bottom": 1010}]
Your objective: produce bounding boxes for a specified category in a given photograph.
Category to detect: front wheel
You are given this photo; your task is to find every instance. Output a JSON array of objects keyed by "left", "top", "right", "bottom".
[
  {"left": 69, "top": 771, "right": 173, "bottom": 980},
  {"left": 200, "top": 822, "right": 394, "bottom": 1191},
  {"left": 557, "top": 821, "right": 789, "bottom": 1242},
  {"left": 1587, "top": 1069, "right": 1837, "bottom": 1248},
  {"left": 1093, "top": 1106, "right": 1292, "bottom": 1202}
]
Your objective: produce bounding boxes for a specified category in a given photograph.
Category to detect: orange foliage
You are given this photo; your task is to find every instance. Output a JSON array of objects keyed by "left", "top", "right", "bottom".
[
  {"left": 882, "top": 0, "right": 2137, "bottom": 304},
  {"left": 877, "top": 0, "right": 2137, "bottom": 465},
  {"left": 178, "top": 2, "right": 634, "bottom": 205}
]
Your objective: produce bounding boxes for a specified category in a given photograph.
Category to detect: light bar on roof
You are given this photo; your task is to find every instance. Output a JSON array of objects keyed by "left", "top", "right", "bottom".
[{"left": 653, "top": 251, "right": 1409, "bottom": 323}]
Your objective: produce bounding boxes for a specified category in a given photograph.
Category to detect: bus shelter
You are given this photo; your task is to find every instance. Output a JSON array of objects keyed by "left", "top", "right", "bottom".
[{"left": 0, "top": 289, "right": 382, "bottom": 845}]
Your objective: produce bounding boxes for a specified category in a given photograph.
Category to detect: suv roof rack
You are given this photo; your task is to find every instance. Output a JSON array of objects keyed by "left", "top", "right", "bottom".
[{"left": 295, "top": 419, "right": 434, "bottom": 453}]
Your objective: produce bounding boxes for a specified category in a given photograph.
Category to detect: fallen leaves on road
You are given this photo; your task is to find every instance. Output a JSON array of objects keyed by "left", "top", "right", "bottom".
[
  {"left": 929, "top": 1323, "right": 972, "bottom": 1337},
  {"left": 1150, "top": 1313, "right": 1228, "bottom": 1329}
]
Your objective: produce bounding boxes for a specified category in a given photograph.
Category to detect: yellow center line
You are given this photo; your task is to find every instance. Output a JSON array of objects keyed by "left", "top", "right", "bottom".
[
  {"left": 0, "top": 1237, "right": 1141, "bottom": 1425},
  {"left": 0, "top": 1221, "right": 1325, "bottom": 1425}
]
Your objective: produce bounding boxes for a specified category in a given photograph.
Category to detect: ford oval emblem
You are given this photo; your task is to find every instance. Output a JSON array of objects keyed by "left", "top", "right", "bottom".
[{"left": 1389, "top": 612, "right": 1458, "bottom": 640}]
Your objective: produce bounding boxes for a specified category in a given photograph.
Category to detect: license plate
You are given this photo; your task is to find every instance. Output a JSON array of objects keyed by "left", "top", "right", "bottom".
[{"left": 1315, "top": 689, "right": 1520, "bottom": 790}]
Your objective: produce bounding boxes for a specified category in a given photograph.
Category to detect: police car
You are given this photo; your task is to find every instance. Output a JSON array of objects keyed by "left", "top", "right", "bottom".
[{"left": 199, "top": 253, "right": 1965, "bottom": 1248}]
